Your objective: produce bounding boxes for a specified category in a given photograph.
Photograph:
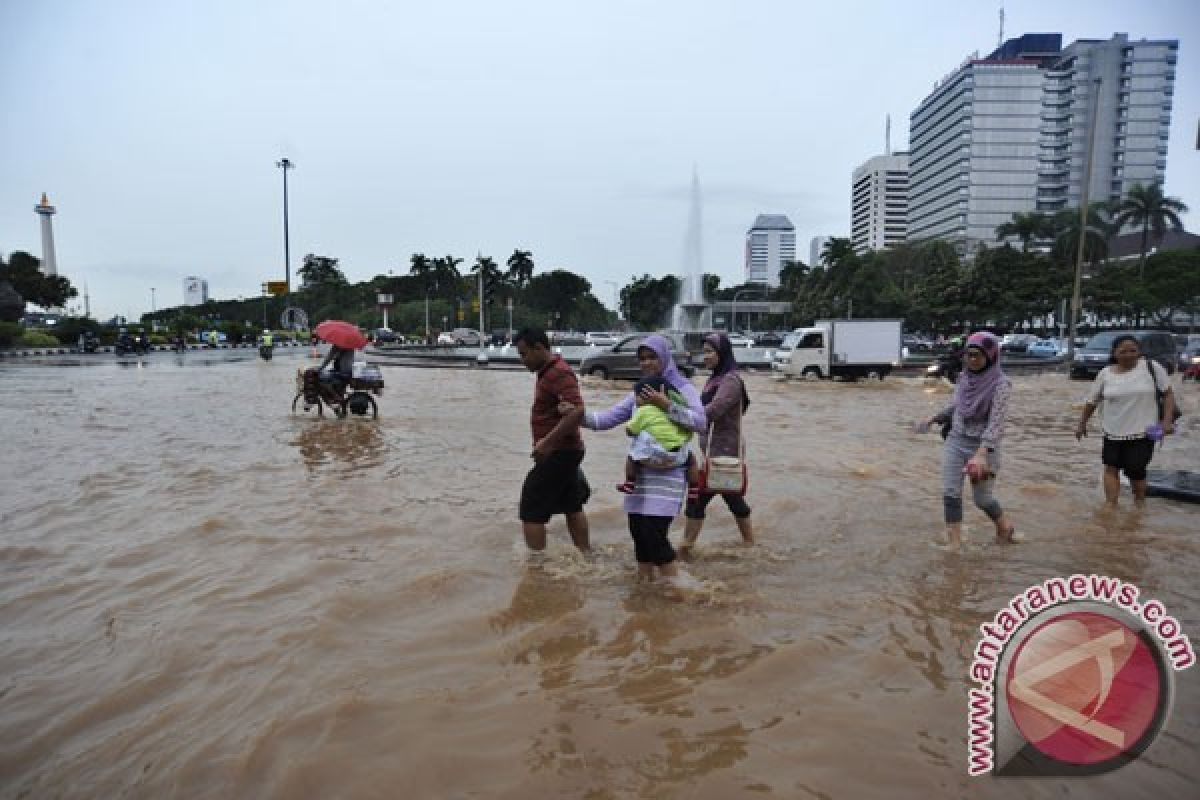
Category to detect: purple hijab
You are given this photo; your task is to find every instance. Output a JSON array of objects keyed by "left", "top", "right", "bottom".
[
  {"left": 638, "top": 334, "right": 690, "bottom": 394},
  {"left": 954, "top": 331, "right": 1007, "bottom": 419}
]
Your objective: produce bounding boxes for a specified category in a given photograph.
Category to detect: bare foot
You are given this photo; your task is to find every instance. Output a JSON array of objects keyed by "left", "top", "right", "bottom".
[
  {"left": 677, "top": 542, "right": 695, "bottom": 562},
  {"left": 995, "top": 525, "right": 1016, "bottom": 544}
]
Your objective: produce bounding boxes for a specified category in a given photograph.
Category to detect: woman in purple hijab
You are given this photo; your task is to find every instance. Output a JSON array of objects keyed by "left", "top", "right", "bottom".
[
  {"left": 918, "top": 332, "right": 1016, "bottom": 550},
  {"left": 679, "top": 332, "right": 753, "bottom": 558},
  {"left": 574, "top": 334, "right": 708, "bottom": 584}
]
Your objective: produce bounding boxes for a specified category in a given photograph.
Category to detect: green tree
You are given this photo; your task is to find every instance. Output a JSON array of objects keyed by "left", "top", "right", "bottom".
[
  {"left": 1051, "top": 204, "right": 1114, "bottom": 268},
  {"left": 620, "top": 274, "right": 679, "bottom": 330},
  {"left": 0, "top": 250, "right": 78, "bottom": 309},
  {"left": 298, "top": 254, "right": 348, "bottom": 289},
  {"left": 820, "top": 237, "right": 855, "bottom": 268},
  {"left": 523, "top": 269, "right": 595, "bottom": 329},
  {"left": 1112, "top": 183, "right": 1189, "bottom": 279},
  {"left": 995, "top": 211, "right": 1054, "bottom": 252}
]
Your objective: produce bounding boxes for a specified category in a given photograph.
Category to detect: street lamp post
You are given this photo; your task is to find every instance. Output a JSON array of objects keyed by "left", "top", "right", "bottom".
[
  {"left": 150, "top": 287, "right": 156, "bottom": 313},
  {"left": 730, "top": 288, "right": 763, "bottom": 333},
  {"left": 276, "top": 158, "right": 295, "bottom": 298},
  {"left": 1067, "top": 78, "right": 1102, "bottom": 366}
]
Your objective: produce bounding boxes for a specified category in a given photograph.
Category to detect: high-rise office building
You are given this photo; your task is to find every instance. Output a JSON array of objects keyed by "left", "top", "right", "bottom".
[
  {"left": 909, "top": 33, "right": 1178, "bottom": 254},
  {"left": 809, "top": 235, "right": 832, "bottom": 266},
  {"left": 851, "top": 152, "right": 909, "bottom": 254},
  {"left": 1037, "top": 34, "right": 1177, "bottom": 216},
  {"left": 744, "top": 215, "right": 796, "bottom": 287},
  {"left": 183, "top": 277, "right": 209, "bottom": 306},
  {"left": 909, "top": 34, "right": 1060, "bottom": 255}
]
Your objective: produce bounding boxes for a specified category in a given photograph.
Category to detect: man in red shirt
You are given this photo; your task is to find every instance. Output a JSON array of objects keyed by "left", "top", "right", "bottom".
[{"left": 514, "top": 328, "right": 591, "bottom": 552}]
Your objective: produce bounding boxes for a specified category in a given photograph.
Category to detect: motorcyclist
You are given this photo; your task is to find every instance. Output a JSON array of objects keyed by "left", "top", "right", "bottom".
[
  {"left": 135, "top": 329, "right": 150, "bottom": 354},
  {"left": 317, "top": 341, "right": 355, "bottom": 412},
  {"left": 116, "top": 327, "right": 133, "bottom": 354},
  {"left": 207, "top": 330, "right": 219, "bottom": 348},
  {"left": 258, "top": 329, "right": 274, "bottom": 360}
]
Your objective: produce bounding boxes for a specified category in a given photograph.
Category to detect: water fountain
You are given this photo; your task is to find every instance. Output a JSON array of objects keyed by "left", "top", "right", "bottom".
[{"left": 670, "top": 169, "right": 712, "bottom": 335}]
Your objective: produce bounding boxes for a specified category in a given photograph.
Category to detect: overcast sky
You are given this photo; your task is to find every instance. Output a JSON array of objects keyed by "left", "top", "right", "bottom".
[{"left": 1, "top": 0, "right": 1196, "bottom": 322}]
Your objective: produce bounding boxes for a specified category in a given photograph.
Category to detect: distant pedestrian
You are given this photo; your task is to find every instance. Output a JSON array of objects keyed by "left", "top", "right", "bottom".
[
  {"left": 1075, "top": 334, "right": 1177, "bottom": 508},
  {"left": 917, "top": 332, "right": 1016, "bottom": 550},
  {"left": 514, "top": 327, "right": 591, "bottom": 553}
]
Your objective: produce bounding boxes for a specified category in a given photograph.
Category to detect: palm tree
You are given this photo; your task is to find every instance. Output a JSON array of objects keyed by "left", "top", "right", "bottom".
[
  {"left": 432, "top": 255, "right": 463, "bottom": 304},
  {"left": 409, "top": 252, "right": 433, "bottom": 291},
  {"left": 1111, "top": 183, "right": 1189, "bottom": 279},
  {"left": 1052, "top": 204, "right": 1115, "bottom": 268},
  {"left": 505, "top": 249, "right": 535, "bottom": 290},
  {"left": 995, "top": 212, "right": 1053, "bottom": 252}
]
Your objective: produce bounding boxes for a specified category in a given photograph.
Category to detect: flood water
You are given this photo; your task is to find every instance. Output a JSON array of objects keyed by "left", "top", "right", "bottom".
[{"left": 1, "top": 353, "right": 1197, "bottom": 799}]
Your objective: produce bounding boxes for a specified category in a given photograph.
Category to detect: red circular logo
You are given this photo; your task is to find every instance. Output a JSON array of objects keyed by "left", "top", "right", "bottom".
[{"left": 1005, "top": 611, "right": 1163, "bottom": 766}]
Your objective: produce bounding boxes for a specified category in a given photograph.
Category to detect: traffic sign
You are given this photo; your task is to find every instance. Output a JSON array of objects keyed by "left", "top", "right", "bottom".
[{"left": 265, "top": 280, "right": 289, "bottom": 296}]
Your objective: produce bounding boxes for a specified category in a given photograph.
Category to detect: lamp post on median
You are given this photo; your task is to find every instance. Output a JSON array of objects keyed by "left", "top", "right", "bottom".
[
  {"left": 276, "top": 158, "right": 295, "bottom": 299},
  {"left": 730, "top": 288, "right": 763, "bottom": 333},
  {"left": 1067, "top": 77, "right": 1102, "bottom": 366}
]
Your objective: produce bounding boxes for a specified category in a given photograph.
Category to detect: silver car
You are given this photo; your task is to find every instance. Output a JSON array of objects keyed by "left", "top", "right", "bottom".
[{"left": 578, "top": 334, "right": 694, "bottom": 379}]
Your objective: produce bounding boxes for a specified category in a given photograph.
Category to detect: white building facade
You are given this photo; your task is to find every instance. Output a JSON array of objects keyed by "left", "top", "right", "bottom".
[
  {"left": 851, "top": 152, "right": 909, "bottom": 254},
  {"left": 809, "top": 235, "right": 832, "bottom": 266},
  {"left": 744, "top": 215, "right": 796, "bottom": 287},
  {"left": 1037, "top": 34, "right": 1177, "bottom": 217},
  {"left": 909, "top": 33, "right": 1178, "bottom": 255},
  {"left": 183, "top": 277, "right": 209, "bottom": 306}
]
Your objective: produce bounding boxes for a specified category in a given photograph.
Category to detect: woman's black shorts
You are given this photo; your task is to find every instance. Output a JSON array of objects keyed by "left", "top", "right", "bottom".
[
  {"left": 519, "top": 450, "right": 589, "bottom": 523},
  {"left": 628, "top": 513, "right": 675, "bottom": 565},
  {"left": 1101, "top": 437, "right": 1155, "bottom": 481}
]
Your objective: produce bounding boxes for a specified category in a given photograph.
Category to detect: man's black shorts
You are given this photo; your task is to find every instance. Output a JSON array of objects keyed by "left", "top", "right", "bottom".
[
  {"left": 519, "top": 449, "right": 590, "bottom": 524},
  {"left": 1101, "top": 437, "right": 1155, "bottom": 481}
]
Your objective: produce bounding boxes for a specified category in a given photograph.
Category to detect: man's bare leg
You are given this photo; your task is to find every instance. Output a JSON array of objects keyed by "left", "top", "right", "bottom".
[
  {"left": 565, "top": 511, "right": 591, "bottom": 552},
  {"left": 678, "top": 517, "right": 703, "bottom": 560},
  {"left": 523, "top": 522, "right": 548, "bottom": 551},
  {"left": 735, "top": 515, "right": 755, "bottom": 544}
]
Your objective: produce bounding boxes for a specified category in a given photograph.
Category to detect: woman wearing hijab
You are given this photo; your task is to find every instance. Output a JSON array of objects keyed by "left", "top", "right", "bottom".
[
  {"left": 679, "top": 332, "right": 753, "bottom": 558},
  {"left": 918, "top": 332, "right": 1016, "bottom": 549},
  {"left": 570, "top": 335, "right": 707, "bottom": 584},
  {"left": 1074, "top": 334, "right": 1177, "bottom": 507}
]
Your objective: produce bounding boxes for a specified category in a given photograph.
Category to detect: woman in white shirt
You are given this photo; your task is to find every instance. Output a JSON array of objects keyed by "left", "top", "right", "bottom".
[{"left": 1075, "top": 335, "right": 1177, "bottom": 507}]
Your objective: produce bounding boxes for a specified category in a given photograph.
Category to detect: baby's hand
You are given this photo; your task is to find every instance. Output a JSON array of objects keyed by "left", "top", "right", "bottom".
[{"left": 557, "top": 401, "right": 576, "bottom": 415}]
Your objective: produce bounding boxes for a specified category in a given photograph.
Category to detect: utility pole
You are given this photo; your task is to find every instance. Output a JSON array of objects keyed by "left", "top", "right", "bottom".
[
  {"left": 276, "top": 158, "right": 294, "bottom": 299},
  {"left": 1067, "top": 77, "right": 1102, "bottom": 365}
]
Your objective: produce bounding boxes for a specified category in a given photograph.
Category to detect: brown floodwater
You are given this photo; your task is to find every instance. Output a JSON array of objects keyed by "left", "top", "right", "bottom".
[{"left": 1, "top": 353, "right": 1197, "bottom": 799}]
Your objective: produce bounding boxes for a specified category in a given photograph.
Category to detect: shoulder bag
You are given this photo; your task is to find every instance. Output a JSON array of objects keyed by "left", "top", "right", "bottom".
[
  {"left": 699, "top": 421, "right": 748, "bottom": 496},
  {"left": 1145, "top": 358, "right": 1182, "bottom": 423}
]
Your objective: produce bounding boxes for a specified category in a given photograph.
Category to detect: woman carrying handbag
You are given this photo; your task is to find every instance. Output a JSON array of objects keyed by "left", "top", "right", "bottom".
[{"left": 679, "top": 332, "right": 753, "bottom": 558}]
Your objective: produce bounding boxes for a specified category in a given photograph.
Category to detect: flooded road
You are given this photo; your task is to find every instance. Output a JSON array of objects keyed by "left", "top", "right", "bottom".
[{"left": 1, "top": 355, "right": 1197, "bottom": 799}]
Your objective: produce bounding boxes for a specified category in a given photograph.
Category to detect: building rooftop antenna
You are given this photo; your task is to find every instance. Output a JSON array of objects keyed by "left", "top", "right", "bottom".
[
  {"left": 998, "top": 5, "right": 1005, "bottom": 48},
  {"left": 885, "top": 114, "right": 892, "bottom": 155}
]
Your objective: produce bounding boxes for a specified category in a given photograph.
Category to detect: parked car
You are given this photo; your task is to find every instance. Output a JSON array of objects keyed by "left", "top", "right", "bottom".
[
  {"left": 753, "top": 331, "right": 785, "bottom": 348},
  {"left": 447, "top": 327, "right": 483, "bottom": 346},
  {"left": 1026, "top": 338, "right": 1064, "bottom": 358},
  {"left": 902, "top": 334, "right": 934, "bottom": 352},
  {"left": 1180, "top": 345, "right": 1200, "bottom": 380},
  {"left": 1070, "top": 330, "right": 1177, "bottom": 380},
  {"left": 373, "top": 328, "right": 399, "bottom": 343},
  {"left": 1000, "top": 333, "right": 1038, "bottom": 353},
  {"left": 726, "top": 333, "right": 754, "bottom": 348},
  {"left": 578, "top": 333, "right": 694, "bottom": 379},
  {"left": 584, "top": 331, "right": 620, "bottom": 346}
]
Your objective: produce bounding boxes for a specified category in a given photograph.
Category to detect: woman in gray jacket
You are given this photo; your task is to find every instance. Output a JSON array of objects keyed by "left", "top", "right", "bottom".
[{"left": 679, "top": 332, "right": 753, "bottom": 558}]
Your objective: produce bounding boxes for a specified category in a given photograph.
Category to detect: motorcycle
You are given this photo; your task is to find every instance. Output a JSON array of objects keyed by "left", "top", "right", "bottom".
[
  {"left": 925, "top": 352, "right": 962, "bottom": 385},
  {"left": 259, "top": 344, "right": 274, "bottom": 361},
  {"left": 114, "top": 335, "right": 135, "bottom": 356}
]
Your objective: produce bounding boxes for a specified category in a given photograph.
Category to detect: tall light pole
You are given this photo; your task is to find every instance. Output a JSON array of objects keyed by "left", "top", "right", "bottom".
[
  {"left": 730, "top": 288, "right": 763, "bottom": 332},
  {"left": 1067, "top": 78, "right": 1102, "bottom": 365},
  {"left": 276, "top": 158, "right": 295, "bottom": 297},
  {"left": 150, "top": 287, "right": 156, "bottom": 313}
]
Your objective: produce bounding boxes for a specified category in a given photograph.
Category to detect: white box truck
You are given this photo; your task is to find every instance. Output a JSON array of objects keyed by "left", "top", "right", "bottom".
[{"left": 782, "top": 319, "right": 903, "bottom": 380}]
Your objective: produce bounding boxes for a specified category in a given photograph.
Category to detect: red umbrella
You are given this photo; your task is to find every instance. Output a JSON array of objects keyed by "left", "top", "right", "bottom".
[{"left": 314, "top": 320, "right": 368, "bottom": 350}]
